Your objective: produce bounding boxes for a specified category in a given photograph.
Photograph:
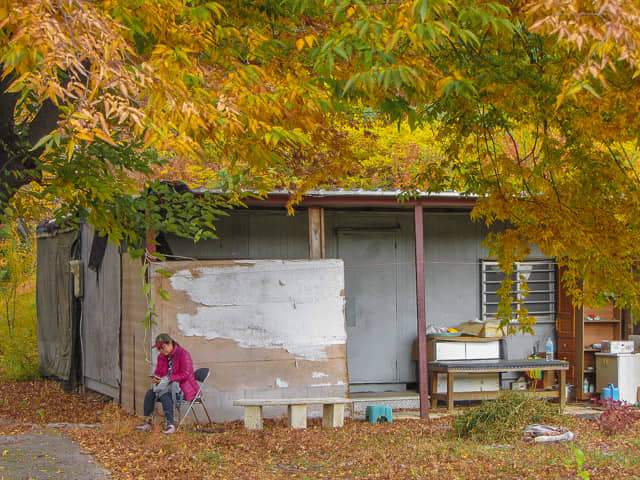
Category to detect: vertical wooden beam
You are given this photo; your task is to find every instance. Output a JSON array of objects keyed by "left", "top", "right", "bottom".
[
  {"left": 308, "top": 207, "right": 325, "bottom": 259},
  {"left": 145, "top": 228, "right": 157, "bottom": 258},
  {"left": 414, "top": 205, "right": 429, "bottom": 418}
]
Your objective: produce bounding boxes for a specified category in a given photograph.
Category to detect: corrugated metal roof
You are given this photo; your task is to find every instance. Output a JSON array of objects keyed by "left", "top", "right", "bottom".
[{"left": 193, "top": 187, "right": 476, "bottom": 207}]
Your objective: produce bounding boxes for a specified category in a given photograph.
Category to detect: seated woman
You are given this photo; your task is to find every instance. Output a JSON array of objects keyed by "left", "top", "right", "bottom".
[{"left": 135, "top": 333, "right": 199, "bottom": 434}]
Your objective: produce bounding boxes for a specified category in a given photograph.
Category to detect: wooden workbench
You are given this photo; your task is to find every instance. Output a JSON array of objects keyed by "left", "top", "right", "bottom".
[{"left": 428, "top": 359, "right": 570, "bottom": 412}]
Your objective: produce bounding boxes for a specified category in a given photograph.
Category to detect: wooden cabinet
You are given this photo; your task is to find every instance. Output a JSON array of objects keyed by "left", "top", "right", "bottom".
[
  {"left": 576, "top": 304, "right": 622, "bottom": 399},
  {"left": 557, "top": 267, "right": 622, "bottom": 400}
]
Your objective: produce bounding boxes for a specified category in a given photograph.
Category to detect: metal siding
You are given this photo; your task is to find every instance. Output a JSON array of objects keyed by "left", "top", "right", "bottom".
[
  {"left": 164, "top": 208, "right": 556, "bottom": 387},
  {"left": 80, "top": 225, "right": 121, "bottom": 399},
  {"left": 166, "top": 210, "right": 308, "bottom": 260},
  {"left": 423, "top": 214, "right": 555, "bottom": 364},
  {"left": 396, "top": 216, "right": 418, "bottom": 382},
  {"left": 424, "top": 213, "right": 484, "bottom": 327}
]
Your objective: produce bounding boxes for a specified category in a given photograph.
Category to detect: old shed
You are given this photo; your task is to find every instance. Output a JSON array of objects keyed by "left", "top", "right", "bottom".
[{"left": 37, "top": 189, "right": 560, "bottom": 420}]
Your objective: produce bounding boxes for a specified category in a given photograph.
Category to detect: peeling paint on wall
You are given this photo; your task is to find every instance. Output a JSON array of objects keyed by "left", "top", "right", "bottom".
[
  {"left": 312, "top": 372, "right": 329, "bottom": 379},
  {"left": 169, "top": 260, "right": 347, "bottom": 361},
  {"left": 276, "top": 378, "right": 289, "bottom": 388}
]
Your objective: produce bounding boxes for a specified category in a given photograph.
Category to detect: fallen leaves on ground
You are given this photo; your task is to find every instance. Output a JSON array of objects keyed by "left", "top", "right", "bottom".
[{"left": 2, "top": 380, "right": 640, "bottom": 479}]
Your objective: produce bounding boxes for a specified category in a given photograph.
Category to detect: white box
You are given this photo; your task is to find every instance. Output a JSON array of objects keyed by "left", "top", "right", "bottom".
[
  {"left": 465, "top": 341, "right": 501, "bottom": 360},
  {"left": 436, "top": 373, "right": 500, "bottom": 393},
  {"left": 435, "top": 342, "right": 467, "bottom": 360},
  {"left": 601, "top": 340, "right": 634, "bottom": 354}
]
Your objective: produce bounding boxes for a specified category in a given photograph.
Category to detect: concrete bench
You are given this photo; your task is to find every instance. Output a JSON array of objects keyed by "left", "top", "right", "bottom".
[{"left": 233, "top": 397, "right": 351, "bottom": 430}]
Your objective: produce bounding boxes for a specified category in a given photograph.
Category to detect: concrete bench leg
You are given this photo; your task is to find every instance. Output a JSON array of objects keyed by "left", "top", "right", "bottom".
[
  {"left": 322, "top": 403, "right": 344, "bottom": 427},
  {"left": 288, "top": 404, "right": 307, "bottom": 428},
  {"left": 243, "top": 406, "right": 263, "bottom": 430}
]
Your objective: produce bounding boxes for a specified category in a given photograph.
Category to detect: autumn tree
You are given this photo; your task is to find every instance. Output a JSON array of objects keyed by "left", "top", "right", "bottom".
[
  {"left": 0, "top": 0, "right": 357, "bottom": 241},
  {"left": 2, "top": 0, "right": 640, "bottom": 314}
]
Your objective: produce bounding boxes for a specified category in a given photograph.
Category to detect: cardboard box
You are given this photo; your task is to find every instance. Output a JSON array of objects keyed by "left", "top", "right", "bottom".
[
  {"left": 455, "top": 320, "right": 506, "bottom": 338},
  {"left": 481, "top": 320, "right": 506, "bottom": 338},
  {"left": 601, "top": 340, "right": 634, "bottom": 354},
  {"left": 455, "top": 321, "right": 484, "bottom": 337}
]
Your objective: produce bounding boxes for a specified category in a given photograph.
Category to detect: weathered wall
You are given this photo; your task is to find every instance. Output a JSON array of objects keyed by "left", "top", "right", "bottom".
[
  {"left": 149, "top": 259, "right": 347, "bottom": 421},
  {"left": 164, "top": 208, "right": 556, "bottom": 388},
  {"left": 80, "top": 225, "right": 121, "bottom": 399},
  {"left": 120, "top": 253, "right": 151, "bottom": 415}
]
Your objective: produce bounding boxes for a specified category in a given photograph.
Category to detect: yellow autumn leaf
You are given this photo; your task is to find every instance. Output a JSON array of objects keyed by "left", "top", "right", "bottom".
[{"left": 295, "top": 38, "right": 305, "bottom": 51}]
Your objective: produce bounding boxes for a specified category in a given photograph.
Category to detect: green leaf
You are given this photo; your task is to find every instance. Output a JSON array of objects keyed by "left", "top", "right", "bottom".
[{"left": 155, "top": 269, "right": 173, "bottom": 278}]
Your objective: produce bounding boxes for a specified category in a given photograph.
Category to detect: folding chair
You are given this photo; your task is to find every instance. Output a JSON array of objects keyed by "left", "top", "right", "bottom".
[{"left": 176, "top": 367, "right": 214, "bottom": 431}]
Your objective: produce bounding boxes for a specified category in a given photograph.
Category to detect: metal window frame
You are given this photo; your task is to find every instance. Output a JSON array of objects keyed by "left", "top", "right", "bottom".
[{"left": 481, "top": 259, "right": 557, "bottom": 324}]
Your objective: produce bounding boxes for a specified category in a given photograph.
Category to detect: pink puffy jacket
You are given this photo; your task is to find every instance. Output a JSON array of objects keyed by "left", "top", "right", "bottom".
[{"left": 153, "top": 344, "right": 199, "bottom": 401}]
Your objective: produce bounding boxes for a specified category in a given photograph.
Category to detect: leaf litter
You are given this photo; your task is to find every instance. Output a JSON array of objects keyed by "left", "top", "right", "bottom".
[{"left": 1, "top": 380, "right": 640, "bottom": 479}]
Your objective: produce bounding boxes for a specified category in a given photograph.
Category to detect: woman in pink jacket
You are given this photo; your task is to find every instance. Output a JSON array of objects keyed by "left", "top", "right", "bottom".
[{"left": 135, "top": 333, "right": 199, "bottom": 434}]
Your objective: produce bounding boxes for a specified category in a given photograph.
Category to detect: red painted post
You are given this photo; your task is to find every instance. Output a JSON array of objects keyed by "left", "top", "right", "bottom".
[{"left": 414, "top": 205, "right": 429, "bottom": 418}]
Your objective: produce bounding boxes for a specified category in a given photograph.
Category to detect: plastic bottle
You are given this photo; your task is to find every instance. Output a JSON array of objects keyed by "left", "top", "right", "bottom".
[
  {"left": 545, "top": 337, "right": 554, "bottom": 361},
  {"left": 583, "top": 377, "right": 589, "bottom": 394}
]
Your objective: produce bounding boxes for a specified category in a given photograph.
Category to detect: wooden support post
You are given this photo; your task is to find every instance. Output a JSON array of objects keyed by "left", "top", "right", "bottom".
[
  {"left": 414, "top": 205, "right": 429, "bottom": 418},
  {"left": 288, "top": 404, "right": 308, "bottom": 428},
  {"left": 308, "top": 207, "right": 325, "bottom": 259}
]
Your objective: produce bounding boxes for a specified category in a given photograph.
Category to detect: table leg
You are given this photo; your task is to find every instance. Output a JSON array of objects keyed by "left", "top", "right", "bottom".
[
  {"left": 430, "top": 372, "right": 438, "bottom": 409},
  {"left": 559, "top": 370, "right": 566, "bottom": 412},
  {"left": 447, "top": 372, "right": 454, "bottom": 412}
]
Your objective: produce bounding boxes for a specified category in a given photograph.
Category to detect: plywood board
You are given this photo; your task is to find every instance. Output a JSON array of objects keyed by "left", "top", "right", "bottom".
[{"left": 148, "top": 259, "right": 347, "bottom": 421}]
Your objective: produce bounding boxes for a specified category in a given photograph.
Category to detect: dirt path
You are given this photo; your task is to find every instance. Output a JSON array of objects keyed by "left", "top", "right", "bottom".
[{"left": 0, "top": 427, "right": 110, "bottom": 479}]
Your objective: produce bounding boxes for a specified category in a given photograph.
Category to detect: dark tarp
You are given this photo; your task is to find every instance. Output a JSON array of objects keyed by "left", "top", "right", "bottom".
[{"left": 36, "top": 230, "right": 80, "bottom": 381}]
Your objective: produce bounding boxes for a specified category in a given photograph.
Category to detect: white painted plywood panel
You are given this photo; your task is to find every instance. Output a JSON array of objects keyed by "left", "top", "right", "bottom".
[
  {"left": 466, "top": 341, "right": 501, "bottom": 360},
  {"left": 436, "top": 342, "right": 466, "bottom": 360},
  {"left": 436, "top": 373, "right": 500, "bottom": 392}
]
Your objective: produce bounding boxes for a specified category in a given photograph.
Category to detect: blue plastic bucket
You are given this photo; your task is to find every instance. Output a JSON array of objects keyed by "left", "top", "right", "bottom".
[
  {"left": 609, "top": 383, "right": 620, "bottom": 402},
  {"left": 602, "top": 385, "right": 612, "bottom": 401}
]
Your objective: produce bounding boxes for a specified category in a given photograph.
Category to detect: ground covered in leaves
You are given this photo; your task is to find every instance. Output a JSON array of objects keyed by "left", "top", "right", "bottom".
[{"left": 2, "top": 380, "right": 640, "bottom": 479}]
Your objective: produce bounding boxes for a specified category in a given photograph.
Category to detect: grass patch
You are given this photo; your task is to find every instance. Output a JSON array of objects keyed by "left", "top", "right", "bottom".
[
  {"left": 0, "top": 220, "right": 39, "bottom": 381},
  {"left": 0, "top": 278, "right": 39, "bottom": 381}
]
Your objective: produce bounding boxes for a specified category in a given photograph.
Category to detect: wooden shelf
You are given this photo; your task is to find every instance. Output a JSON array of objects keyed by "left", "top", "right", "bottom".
[{"left": 557, "top": 271, "right": 624, "bottom": 401}]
